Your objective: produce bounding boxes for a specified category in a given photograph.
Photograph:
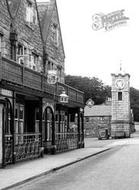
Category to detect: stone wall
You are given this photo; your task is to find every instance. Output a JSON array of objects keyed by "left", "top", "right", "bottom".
[
  {"left": 84, "top": 116, "right": 111, "bottom": 137},
  {"left": 14, "top": 0, "right": 43, "bottom": 56},
  {"left": 0, "top": 0, "right": 11, "bottom": 58},
  {"left": 0, "top": 0, "right": 43, "bottom": 69},
  {"left": 45, "top": 3, "right": 65, "bottom": 83}
]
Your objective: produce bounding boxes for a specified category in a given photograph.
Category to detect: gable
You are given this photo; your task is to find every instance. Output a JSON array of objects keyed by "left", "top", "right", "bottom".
[
  {"left": 6, "top": 0, "right": 21, "bottom": 19},
  {"left": 38, "top": 0, "right": 65, "bottom": 64},
  {"left": 12, "top": 0, "right": 43, "bottom": 56},
  {"left": 0, "top": 0, "right": 11, "bottom": 29},
  {"left": 47, "top": 3, "right": 65, "bottom": 64}
]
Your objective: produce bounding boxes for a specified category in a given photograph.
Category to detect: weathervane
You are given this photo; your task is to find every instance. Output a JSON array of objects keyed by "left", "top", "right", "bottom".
[{"left": 120, "top": 60, "right": 122, "bottom": 72}]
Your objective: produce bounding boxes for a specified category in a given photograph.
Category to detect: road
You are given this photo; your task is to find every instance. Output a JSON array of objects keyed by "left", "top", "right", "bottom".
[{"left": 12, "top": 134, "right": 139, "bottom": 190}]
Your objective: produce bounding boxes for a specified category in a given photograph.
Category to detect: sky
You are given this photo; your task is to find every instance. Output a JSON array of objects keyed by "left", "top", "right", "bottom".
[{"left": 37, "top": 0, "right": 139, "bottom": 89}]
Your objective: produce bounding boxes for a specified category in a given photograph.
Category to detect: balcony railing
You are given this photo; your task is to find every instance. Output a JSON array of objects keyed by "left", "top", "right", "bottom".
[
  {"left": 0, "top": 56, "right": 84, "bottom": 105},
  {"left": 56, "top": 82, "right": 84, "bottom": 105}
]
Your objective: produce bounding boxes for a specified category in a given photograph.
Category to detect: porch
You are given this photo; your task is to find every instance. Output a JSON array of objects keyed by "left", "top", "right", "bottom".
[{"left": 0, "top": 55, "right": 84, "bottom": 167}]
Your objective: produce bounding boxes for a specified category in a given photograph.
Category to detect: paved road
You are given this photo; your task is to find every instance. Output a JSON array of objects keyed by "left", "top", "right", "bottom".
[{"left": 12, "top": 138, "right": 139, "bottom": 190}]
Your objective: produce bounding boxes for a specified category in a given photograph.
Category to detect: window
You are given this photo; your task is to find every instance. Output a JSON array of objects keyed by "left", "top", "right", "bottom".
[
  {"left": 48, "top": 61, "right": 51, "bottom": 70},
  {"left": 35, "top": 108, "right": 40, "bottom": 133},
  {"left": 70, "top": 114, "right": 75, "bottom": 122},
  {"left": 118, "top": 92, "right": 122, "bottom": 101},
  {"left": 32, "top": 53, "right": 38, "bottom": 70},
  {"left": 51, "top": 23, "right": 59, "bottom": 47},
  {"left": 26, "top": 1, "right": 33, "bottom": 23},
  {"left": 86, "top": 117, "right": 89, "bottom": 122},
  {"left": 14, "top": 103, "right": 24, "bottom": 144},
  {"left": 26, "top": 1, "right": 37, "bottom": 25},
  {"left": 17, "top": 44, "right": 28, "bottom": 65}
]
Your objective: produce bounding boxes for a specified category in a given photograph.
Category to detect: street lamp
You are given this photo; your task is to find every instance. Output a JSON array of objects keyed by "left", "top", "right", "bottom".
[
  {"left": 47, "top": 70, "right": 69, "bottom": 103},
  {"left": 59, "top": 90, "right": 69, "bottom": 104},
  {"left": 47, "top": 69, "right": 69, "bottom": 154}
]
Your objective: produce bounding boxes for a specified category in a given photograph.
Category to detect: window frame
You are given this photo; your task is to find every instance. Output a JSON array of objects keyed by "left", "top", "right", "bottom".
[{"left": 118, "top": 91, "right": 122, "bottom": 101}]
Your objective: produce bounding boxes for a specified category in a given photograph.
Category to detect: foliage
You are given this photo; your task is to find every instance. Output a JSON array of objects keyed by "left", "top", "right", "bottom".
[
  {"left": 130, "top": 87, "right": 139, "bottom": 121},
  {"left": 65, "top": 75, "right": 111, "bottom": 105}
]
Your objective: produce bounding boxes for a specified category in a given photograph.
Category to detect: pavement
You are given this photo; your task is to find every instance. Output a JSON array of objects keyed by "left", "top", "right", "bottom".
[{"left": 0, "top": 138, "right": 119, "bottom": 190}]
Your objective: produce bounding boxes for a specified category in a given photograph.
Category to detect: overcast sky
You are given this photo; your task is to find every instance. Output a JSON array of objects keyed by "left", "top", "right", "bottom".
[{"left": 37, "top": 0, "right": 139, "bottom": 89}]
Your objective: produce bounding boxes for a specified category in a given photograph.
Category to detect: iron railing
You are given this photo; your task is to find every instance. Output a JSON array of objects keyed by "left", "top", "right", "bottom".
[
  {"left": 14, "top": 133, "right": 41, "bottom": 162},
  {"left": 55, "top": 132, "right": 78, "bottom": 152},
  {"left": 4, "top": 134, "right": 13, "bottom": 164}
]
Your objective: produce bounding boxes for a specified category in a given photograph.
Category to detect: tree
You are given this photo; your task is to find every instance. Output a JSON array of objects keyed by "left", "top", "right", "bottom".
[{"left": 65, "top": 75, "right": 111, "bottom": 104}]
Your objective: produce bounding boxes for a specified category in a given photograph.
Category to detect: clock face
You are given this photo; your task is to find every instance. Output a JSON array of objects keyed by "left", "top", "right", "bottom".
[{"left": 115, "top": 79, "right": 125, "bottom": 89}]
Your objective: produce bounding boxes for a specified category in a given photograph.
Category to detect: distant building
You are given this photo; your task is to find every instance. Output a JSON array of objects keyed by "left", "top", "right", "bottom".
[
  {"left": 84, "top": 99, "right": 111, "bottom": 137},
  {"left": 84, "top": 68, "right": 134, "bottom": 138}
]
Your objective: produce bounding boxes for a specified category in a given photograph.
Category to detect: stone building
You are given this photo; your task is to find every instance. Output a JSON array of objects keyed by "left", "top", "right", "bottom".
[
  {"left": 0, "top": 0, "right": 84, "bottom": 167},
  {"left": 111, "top": 70, "right": 131, "bottom": 138},
  {"left": 84, "top": 99, "right": 111, "bottom": 137}
]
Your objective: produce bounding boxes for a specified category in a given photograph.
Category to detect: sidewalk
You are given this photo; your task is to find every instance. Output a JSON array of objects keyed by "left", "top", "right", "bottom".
[{"left": 0, "top": 138, "right": 111, "bottom": 190}]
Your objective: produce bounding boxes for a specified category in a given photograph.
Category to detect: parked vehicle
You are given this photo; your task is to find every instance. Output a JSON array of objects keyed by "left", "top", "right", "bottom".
[{"left": 97, "top": 125, "right": 111, "bottom": 140}]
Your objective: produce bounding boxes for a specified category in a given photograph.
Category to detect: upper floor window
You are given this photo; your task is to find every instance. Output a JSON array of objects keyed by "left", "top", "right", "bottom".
[
  {"left": 118, "top": 92, "right": 122, "bottom": 101},
  {"left": 16, "top": 43, "right": 42, "bottom": 72},
  {"left": 51, "top": 23, "right": 59, "bottom": 47},
  {"left": 26, "top": 1, "right": 37, "bottom": 25},
  {"left": 17, "top": 44, "right": 27, "bottom": 65},
  {"left": 32, "top": 52, "right": 38, "bottom": 71}
]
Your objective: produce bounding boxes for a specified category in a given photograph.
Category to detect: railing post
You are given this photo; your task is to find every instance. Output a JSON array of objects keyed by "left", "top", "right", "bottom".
[
  {"left": 39, "top": 98, "right": 43, "bottom": 157},
  {"left": 51, "top": 106, "right": 56, "bottom": 154},
  {"left": 81, "top": 110, "right": 85, "bottom": 148},
  {"left": 51, "top": 84, "right": 57, "bottom": 154},
  {"left": 12, "top": 91, "right": 15, "bottom": 164},
  {"left": 77, "top": 110, "right": 81, "bottom": 148}
]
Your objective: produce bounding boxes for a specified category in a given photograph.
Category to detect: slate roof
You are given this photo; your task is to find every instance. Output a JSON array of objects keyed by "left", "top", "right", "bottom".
[{"left": 84, "top": 104, "right": 111, "bottom": 117}]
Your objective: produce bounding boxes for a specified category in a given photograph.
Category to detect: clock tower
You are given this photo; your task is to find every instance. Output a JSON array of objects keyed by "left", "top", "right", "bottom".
[{"left": 111, "top": 70, "right": 131, "bottom": 138}]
